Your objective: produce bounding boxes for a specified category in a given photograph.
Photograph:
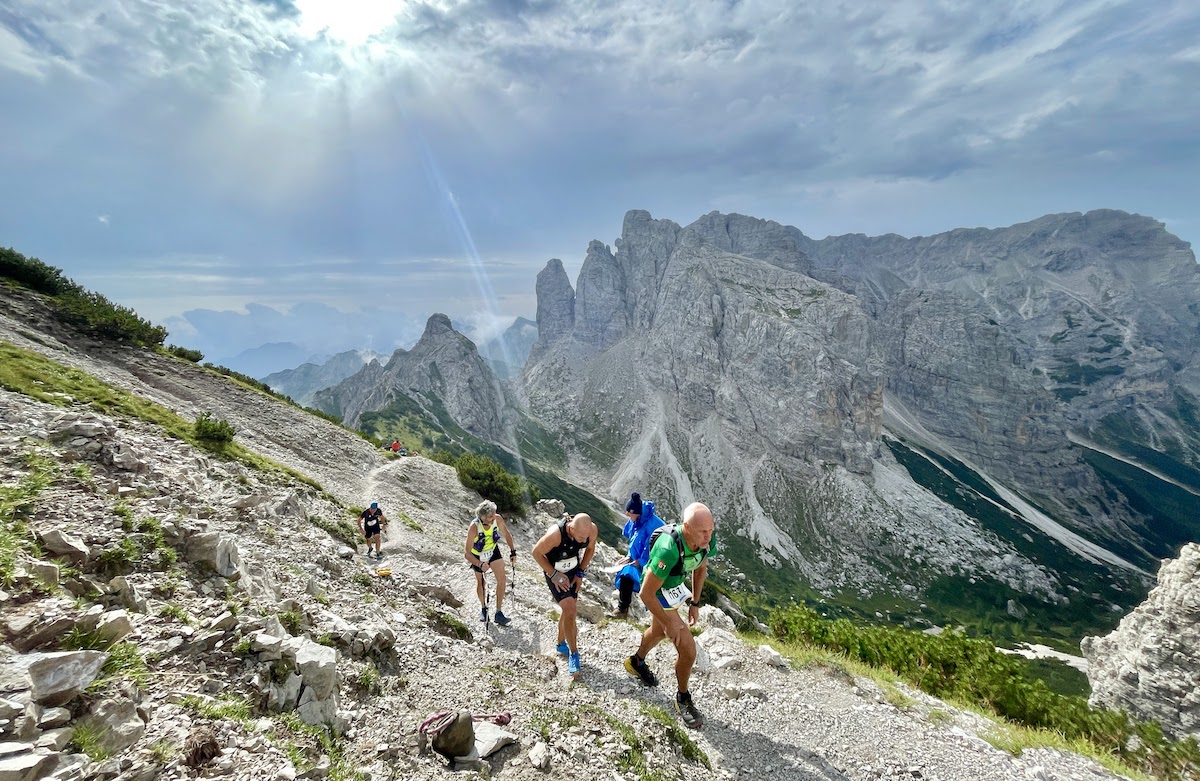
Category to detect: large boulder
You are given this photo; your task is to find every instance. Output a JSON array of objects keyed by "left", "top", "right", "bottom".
[
  {"left": 0, "top": 651, "right": 109, "bottom": 707},
  {"left": 186, "top": 532, "right": 241, "bottom": 578},
  {"left": 1083, "top": 543, "right": 1200, "bottom": 741}
]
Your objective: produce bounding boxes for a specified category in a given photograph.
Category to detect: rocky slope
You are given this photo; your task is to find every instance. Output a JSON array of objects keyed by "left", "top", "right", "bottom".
[
  {"left": 1083, "top": 543, "right": 1200, "bottom": 742},
  {"left": 312, "top": 314, "right": 511, "bottom": 442},
  {"left": 0, "top": 289, "right": 1145, "bottom": 781}
]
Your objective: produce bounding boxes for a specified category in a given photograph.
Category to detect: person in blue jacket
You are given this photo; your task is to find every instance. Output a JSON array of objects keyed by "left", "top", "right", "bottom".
[{"left": 609, "top": 492, "right": 664, "bottom": 619}]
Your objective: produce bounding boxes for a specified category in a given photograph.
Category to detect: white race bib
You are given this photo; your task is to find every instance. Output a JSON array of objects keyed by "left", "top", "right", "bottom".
[
  {"left": 659, "top": 582, "right": 692, "bottom": 609},
  {"left": 553, "top": 555, "right": 579, "bottom": 573}
]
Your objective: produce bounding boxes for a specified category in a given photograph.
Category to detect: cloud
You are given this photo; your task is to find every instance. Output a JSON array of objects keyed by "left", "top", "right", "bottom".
[
  {"left": 164, "top": 301, "right": 428, "bottom": 365},
  {"left": 1, "top": 0, "right": 1197, "bottom": 358}
]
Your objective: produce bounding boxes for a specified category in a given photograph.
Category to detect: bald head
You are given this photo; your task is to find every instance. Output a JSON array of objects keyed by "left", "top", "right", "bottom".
[
  {"left": 681, "top": 502, "right": 714, "bottom": 550},
  {"left": 568, "top": 513, "right": 596, "bottom": 544}
]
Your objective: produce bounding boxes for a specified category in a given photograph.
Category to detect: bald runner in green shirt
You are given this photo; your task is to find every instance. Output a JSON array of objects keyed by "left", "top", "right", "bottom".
[{"left": 623, "top": 502, "right": 715, "bottom": 730}]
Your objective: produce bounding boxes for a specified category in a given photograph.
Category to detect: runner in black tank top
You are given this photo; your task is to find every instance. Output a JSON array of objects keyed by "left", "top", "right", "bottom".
[{"left": 532, "top": 513, "right": 598, "bottom": 678}]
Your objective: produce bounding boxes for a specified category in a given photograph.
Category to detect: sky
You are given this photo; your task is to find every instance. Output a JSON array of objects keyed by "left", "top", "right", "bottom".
[{"left": 2, "top": 0, "right": 1198, "bottom": 370}]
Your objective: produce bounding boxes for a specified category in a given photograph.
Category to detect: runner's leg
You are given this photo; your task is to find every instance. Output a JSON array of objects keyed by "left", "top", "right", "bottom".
[
  {"left": 559, "top": 595, "right": 578, "bottom": 652},
  {"left": 490, "top": 558, "right": 507, "bottom": 611},
  {"left": 475, "top": 569, "right": 486, "bottom": 608},
  {"left": 636, "top": 612, "right": 668, "bottom": 659},
  {"left": 664, "top": 609, "right": 696, "bottom": 692}
]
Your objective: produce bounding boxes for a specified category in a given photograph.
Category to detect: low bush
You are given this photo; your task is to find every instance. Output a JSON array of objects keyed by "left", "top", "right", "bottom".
[
  {"left": 770, "top": 605, "right": 1200, "bottom": 780},
  {"left": 450, "top": 452, "right": 538, "bottom": 514},
  {"left": 194, "top": 412, "right": 236, "bottom": 444},
  {"left": 167, "top": 344, "right": 204, "bottom": 362}
]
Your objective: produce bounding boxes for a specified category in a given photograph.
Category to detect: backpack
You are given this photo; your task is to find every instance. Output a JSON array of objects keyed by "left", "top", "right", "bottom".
[
  {"left": 421, "top": 710, "right": 476, "bottom": 759},
  {"left": 648, "top": 524, "right": 707, "bottom": 580}
]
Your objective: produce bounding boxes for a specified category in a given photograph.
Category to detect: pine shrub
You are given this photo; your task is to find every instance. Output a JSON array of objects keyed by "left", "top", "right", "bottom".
[
  {"left": 193, "top": 412, "right": 236, "bottom": 444},
  {"left": 167, "top": 345, "right": 204, "bottom": 362},
  {"left": 770, "top": 605, "right": 1200, "bottom": 779}
]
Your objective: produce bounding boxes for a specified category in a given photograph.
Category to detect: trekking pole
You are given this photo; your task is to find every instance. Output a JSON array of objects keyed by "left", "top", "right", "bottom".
[
  {"left": 484, "top": 573, "right": 491, "bottom": 628},
  {"left": 509, "top": 553, "right": 517, "bottom": 596}
]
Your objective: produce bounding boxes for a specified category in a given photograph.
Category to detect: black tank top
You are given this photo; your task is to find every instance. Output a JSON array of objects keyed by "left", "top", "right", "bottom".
[{"left": 546, "top": 518, "right": 589, "bottom": 572}]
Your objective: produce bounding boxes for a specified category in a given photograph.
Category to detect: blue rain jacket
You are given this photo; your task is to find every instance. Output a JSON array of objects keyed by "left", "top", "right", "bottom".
[{"left": 614, "top": 500, "right": 665, "bottom": 590}]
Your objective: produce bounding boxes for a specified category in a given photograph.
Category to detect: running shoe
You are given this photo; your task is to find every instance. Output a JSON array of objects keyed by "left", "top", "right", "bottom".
[
  {"left": 624, "top": 654, "right": 658, "bottom": 687},
  {"left": 556, "top": 641, "right": 569, "bottom": 656},
  {"left": 675, "top": 691, "right": 704, "bottom": 729},
  {"left": 568, "top": 652, "right": 581, "bottom": 677},
  {"left": 479, "top": 608, "right": 488, "bottom": 623},
  {"left": 494, "top": 610, "right": 511, "bottom": 626}
]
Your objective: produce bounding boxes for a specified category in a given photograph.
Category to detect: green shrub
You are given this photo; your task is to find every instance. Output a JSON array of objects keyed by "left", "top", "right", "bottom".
[
  {"left": 429, "top": 449, "right": 457, "bottom": 466},
  {"left": 355, "top": 662, "right": 380, "bottom": 693},
  {"left": 54, "top": 289, "right": 167, "bottom": 346},
  {"left": 309, "top": 515, "right": 359, "bottom": 547},
  {"left": 769, "top": 605, "right": 1200, "bottom": 779},
  {"left": 114, "top": 502, "right": 135, "bottom": 532},
  {"left": 159, "top": 603, "right": 192, "bottom": 624},
  {"left": 202, "top": 363, "right": 277, "bottom": 395},
  {"left": 194, "top": 412, "right": 236, "bottom": 444},
  {"left": 452, "top": 452, "right": 538, "bottom": 514},
  {"left": 97, "top": 538, "right": 140, "bottom": 576},
  {"left": 278, "top": 610, "right": 303, "bottom": 636},
  {"left": 167, "top": 344, "right": 204, "bottom": 362},
  {"left": 150, "top": 739, "right": 177, "bottom": 765},
  {"left": 305, "top": 406, "right": 344, "bottom": 426},
  {"left": 1, "top": 246, "right": 78, "bottom": 295},
  {"left": 181, "top": 694, "right": 253, "bottom": 724}
]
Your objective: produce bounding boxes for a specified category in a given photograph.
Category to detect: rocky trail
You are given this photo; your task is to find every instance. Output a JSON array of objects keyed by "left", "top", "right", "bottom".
[{"left": 0, "top": 294, "right": 1135, "bottom": 781}]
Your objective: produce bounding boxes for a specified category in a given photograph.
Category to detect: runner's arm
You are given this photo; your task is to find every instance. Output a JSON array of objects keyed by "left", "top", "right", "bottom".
[
  {"left": 570, "top": 535, "right": 598, "bottom": 589},
  {"left": 637, "top": 568, "right": 675, "bottom": 627},
  {"left": 496, "top": 515, "right": 516, "bottom": 554},
  {"left": 531, "top": 526, "right": 567, "bottom": 587},
  {"left": 580, "top": 534, "right": 598, "bottom": 571}
]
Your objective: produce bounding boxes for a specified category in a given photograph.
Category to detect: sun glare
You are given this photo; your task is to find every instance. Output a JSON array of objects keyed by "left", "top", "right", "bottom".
[{"left": 293, "top": 0, "right": 407, "bottom": 46}]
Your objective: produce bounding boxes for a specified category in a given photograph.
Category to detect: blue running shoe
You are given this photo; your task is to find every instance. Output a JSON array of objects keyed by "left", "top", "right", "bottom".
[
  {"left": 568, "top": 652, "right": 581, "bottom": 677},
  {"left": 494, "top": 610, "right": 511, "bottom": 626},
  {"left": 556, "top": 641, "right": 569, "bottom": 656}
]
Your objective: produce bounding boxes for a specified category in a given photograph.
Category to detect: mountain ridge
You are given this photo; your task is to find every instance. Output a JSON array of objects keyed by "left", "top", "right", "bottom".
[{"left": 0, "top": 280, "right": 1174, "bottom": 781}]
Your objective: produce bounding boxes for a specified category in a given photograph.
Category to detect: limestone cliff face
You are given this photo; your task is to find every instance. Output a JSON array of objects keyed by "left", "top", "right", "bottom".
[
  {"left": 525, "top": 211, "right": 993, "bottom": 590},
  {"left": 314, "top": 314, "right": 508, "bottom": 440},
  {"left": 572, "top": 240, "right": 627, "bottom": 350},
  {"left": 803, "top": 210, "right": 1200, "bottom": 474},
  {"left": 528, "top": 216, "right": 882, "bottom": 476},
  {"left": 529, "top": 259, "right": 573, "bottom": 359},
  {"left": 683, "top": 211, "right": 812, "bottom": 275},
  {"left": 521, "top": 207, "right": 1200, "bottom": 594},
  {"left": 1083, "top": 543, "right": 1200, "bottom": 741},
  {"left": 877, "top": 289, "right": 1131, "bottom": 539}
]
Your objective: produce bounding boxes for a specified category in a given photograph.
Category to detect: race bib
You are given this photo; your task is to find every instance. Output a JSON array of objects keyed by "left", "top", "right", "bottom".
[
  {"left": 553, "top": 555, "right": 579, "bottom": 573},
  {"left": 659, "top": 582, "right": 691, "bottom": 609}
]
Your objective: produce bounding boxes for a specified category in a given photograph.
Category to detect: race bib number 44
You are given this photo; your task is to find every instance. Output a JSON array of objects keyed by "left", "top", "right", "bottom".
[
  {"left": 658, "top": 582, "right": 691, "bottom": 609},
  {"left": 553, "top": 555, "right": 580, "bottom": 573}
]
